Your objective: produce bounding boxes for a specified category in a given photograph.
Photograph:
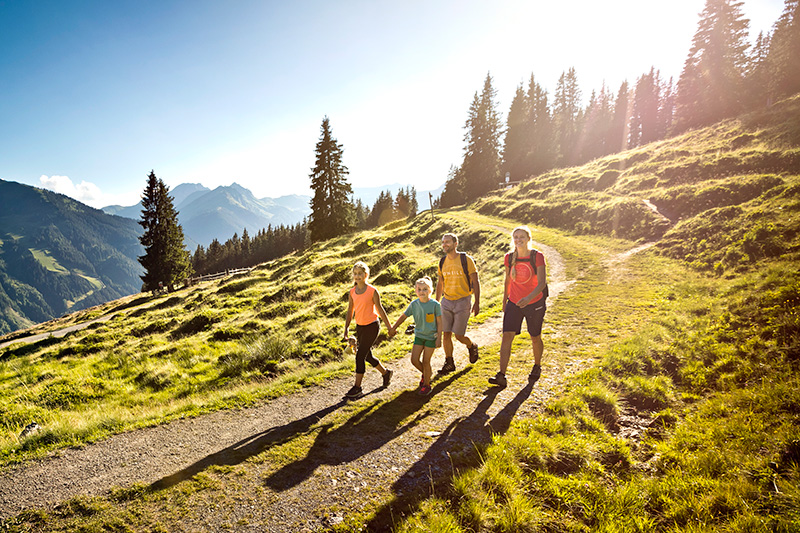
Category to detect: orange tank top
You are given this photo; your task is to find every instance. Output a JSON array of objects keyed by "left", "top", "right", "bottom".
[{"left": 350, "top": 284, "right": 378, "bottom": 326}]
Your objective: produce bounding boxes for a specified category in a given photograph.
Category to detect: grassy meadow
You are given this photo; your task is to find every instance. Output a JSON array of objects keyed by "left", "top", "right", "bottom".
[{"left": 0, "top": 96, "right": 798, "bottom": 531}]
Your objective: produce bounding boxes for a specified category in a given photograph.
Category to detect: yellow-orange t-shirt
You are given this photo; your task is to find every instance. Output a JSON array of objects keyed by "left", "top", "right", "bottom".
[{"left": 438, "top": 254, "right": 477, "bottom": 301}]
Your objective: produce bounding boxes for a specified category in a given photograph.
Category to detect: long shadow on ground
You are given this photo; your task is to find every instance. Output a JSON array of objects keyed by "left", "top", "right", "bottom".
[
  {"left": 363, "top": 378, "right": 537, "bottom": 532},
  {"left": 264, "top": 370, "right": 468, "bottom": 492},
  {"left": 149, "top": 400, "right": 347, "bottom": 491}
]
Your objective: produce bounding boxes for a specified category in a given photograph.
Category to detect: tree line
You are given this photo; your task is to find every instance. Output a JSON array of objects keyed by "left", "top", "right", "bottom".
[
  {"left": 440, "top": 0, "right": 800, "bottom": 207},
  {"left": 138, "top": 0, "right": 799, "bottom": 285}
]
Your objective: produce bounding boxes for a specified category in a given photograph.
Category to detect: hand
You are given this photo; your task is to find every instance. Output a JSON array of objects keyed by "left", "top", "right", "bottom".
[
  {"left": 388, "top": 327, "right": 397, "bottom": 338},
  {"left": 472, "top": 301, "right": 480, "bottom": 316},
  {"left": 435, "top": 337, "right": 442, "bottom": 348}
]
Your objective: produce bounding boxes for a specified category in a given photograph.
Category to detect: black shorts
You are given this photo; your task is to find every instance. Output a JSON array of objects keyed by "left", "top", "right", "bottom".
[{"left": 503, "top": 299, "right": 546, "bottom": 337}]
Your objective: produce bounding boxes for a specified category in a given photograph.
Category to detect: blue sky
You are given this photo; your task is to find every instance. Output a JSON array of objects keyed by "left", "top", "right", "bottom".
[{"left": 0, "top": 0, "right": 785, "bottom": 208}]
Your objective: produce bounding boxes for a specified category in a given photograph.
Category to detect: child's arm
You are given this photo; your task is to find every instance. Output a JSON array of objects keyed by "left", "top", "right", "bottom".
[
  {"left": 343, "top": 292, "right": 354, "bottom": 341},
  {"left": 391, "top": 313, "right": 407, "bottom": 333},
  {"left": 373, "top": 289, "right": 395, "bottom": 336},
  {"left": 435, "top": 315, "right": 442, "bottom": 348}
]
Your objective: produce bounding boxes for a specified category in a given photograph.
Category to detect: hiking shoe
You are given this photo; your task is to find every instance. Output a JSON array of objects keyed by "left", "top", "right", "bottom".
[
  {"left": 382, "top": 369, "right": 394, "bottom": 388},
  {"left": 529, "top": 364, "right": 541, "bottom": 382},
  {"left": 420, "top": 376, "right": 425, "bottom": 387},
  {"left": 344, "top": 386, "right": 364, "bottom": 399},
  {"left": 488, "top": 372, "right": 507, "bottom": 387},
  {"left": 468, "top": 343, "right": 479, "bottom": 364},
  {"left": 418, "top": 384, "right": 431, "bottom": 396},
  {"left": 439, "top": 358, "right": 456, "bottom": 374}
]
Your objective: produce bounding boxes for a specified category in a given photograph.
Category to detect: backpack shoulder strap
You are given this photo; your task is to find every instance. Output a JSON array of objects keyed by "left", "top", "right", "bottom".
[{"left": 459, "top": 252, "right": 472, "bottom": 290}]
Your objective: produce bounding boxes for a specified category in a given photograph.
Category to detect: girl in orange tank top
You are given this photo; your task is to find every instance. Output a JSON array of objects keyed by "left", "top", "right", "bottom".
[{"left": 342, "top": 261, "right": 396, "bottom": 399}]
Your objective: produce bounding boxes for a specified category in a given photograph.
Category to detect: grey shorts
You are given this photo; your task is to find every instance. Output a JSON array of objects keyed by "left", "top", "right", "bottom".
[{"left": 441, "top": 296, "right": 471, "bottom": 336}]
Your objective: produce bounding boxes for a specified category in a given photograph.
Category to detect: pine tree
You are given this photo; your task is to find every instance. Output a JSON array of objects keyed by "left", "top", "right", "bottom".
[
  {"left": 525, "top": 74, "right": 554, "bottom": 176},
  {"left": 553, "top": 68, "right": 583, "bottom": 166},
  {"left": 767, "top": 0, "right": 800, "bottom": 100},
  {"left": 369, "top": 190, "right": 395, "bottom": 227},
  {"left": 440, "top": 164, "right": 464, "bottom": 208},
  {"left": 138, "top": 170, "right": 192, "bottom": 292},
  {"left": 502, "top": 84, "right": 530, "bottom": 183},
  {"left": 578, "top": 83, "right": 614, "bottom": 162},
  {"left": 608, "top": 81, "right": 630, "bottom": 153},
  {"left": 630, "top": 68, "right": 661, "bottom": 147},
  {"left": 460, "top": 73, "right": 503, "bottom": 201},
  {"left": 308, "top": 117, "right": 354, "bottom": 242},
  {"left": 675, "top": 0, "right": 751, "bottom": 132}
]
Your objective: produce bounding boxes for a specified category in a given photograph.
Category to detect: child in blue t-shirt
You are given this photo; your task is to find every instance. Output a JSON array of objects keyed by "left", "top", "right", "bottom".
[{"left": 391, "top": 276, "right": 442, "bottom": 396}]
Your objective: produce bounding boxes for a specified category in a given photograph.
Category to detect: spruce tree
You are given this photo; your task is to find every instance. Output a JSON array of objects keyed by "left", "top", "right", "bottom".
[
  {"left": 138, "top": 170, "right": 192, "bottom": 292},
  {"left": 308, "top": 117, "right": 354, "bottom": 242},
  {"left": 675, "top": 0, "right": 751, "bottom": 132},
  {"left": 502, "top": 84, "right": 530, "bottom": 183},
  {"left": 609, "top": 81, "right": 630, "bottom": 153},
  {"left": 525, "top": 74, "right": 554, "bottom": 176},
  {"left": 459, "top": 73, "right": 503, "bottom": 202},
  {"left": 553, "top": 68, "right": 583, "bottom": 166},
  {"left": 767, "top": 0, "right": 800, "bottom": 100}
]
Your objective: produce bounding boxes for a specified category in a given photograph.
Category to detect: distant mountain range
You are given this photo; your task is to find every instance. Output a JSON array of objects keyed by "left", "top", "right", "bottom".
[
  {"left": 0, "top": 179, "right": 143, "bottom": 334},
  {"left": 103, "top": 183, "right": 312, "bottom": 249},
  {"left": 103, "top": 181, "right": 444, "bottom": 249}
]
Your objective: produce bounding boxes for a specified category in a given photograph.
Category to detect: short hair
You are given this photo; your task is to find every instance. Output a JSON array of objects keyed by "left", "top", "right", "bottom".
[
  {"left": 415, "top": 276, "right": 433, "bottom": 291},
  {"left": 442, "top": 233, "right": 458, "bottom": 245},
  {"left": 353, "top": 261, "right": 370, "bottom": 277}
]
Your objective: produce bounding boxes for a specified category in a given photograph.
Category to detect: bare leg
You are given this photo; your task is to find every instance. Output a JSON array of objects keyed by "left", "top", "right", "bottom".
[
  {"left": 422, "top": 346, "right": 434, "bottom": 386},
  {"left": 532, "top": 335, "right": 543, "bottom": 365},
  {"left": 499, "top": 331, "right": 516, "bottom": 374},
  {"left": 454, "top": 333, "right": 474, "bottom": 349},
  {"left": 443, "top": 331, "right": 454, "bottom": 359}
]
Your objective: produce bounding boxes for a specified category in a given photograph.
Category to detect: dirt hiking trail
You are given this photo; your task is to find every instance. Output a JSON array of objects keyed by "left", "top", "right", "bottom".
[{"left": 0, "top": 238, "right": 642, "bottom": 531}]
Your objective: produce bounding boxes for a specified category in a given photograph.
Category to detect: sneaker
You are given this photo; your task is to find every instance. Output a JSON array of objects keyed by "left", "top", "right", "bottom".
[
  {"left": 344, "top": 385, "right": 364, "bottom": 399},
  {"left": 529, "top": 364, "right": 541, "bottom": 382},
  {"left": 418, "top": 384, "right": 431, "bottom": 396},
  {"left": 488, "top": 372, "right": 507, "bottom": 387},
  {"left": 468, "top": 343, "right": 479, "bottom": 364},
  {"left": 382, "top": 369, "right": 394, "bottom": 388},
  {"left": 439, "top": 358, "right": 456, "bottom": 374},
  {"left": 420, "top": 376, "right": 425, "bottom": 387}
]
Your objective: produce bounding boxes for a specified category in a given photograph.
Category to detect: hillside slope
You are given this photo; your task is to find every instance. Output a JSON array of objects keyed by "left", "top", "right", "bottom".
[
  {"left": 475, "top": 94, "right": 800, "bottom": 273},
  {"left": 0, "top": 180, "right": 143, "bottom": 334}
]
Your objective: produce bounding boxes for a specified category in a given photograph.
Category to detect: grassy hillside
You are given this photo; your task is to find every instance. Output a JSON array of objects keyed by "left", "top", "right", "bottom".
[{"left": 0, "top": 97, "right": 798, "bottom": 531}]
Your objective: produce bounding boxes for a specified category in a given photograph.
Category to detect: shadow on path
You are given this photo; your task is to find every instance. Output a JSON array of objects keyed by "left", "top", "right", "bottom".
[
  {"left": 149, "top": 400, "right": 347, "bottom": 491},
  {"left": 264, "top": 370, "right": 468, "bottom": 492},
  {"left": 363, "top": 378, "right": 537, "bottom": 532}
]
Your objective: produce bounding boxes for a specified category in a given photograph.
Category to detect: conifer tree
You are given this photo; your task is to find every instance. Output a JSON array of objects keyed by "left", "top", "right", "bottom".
[
  {"left": 308, "top": 117, "right": 353, "bottom": 242},
  {"left": 502, "top": 84, "right": 530, "bottom": 183},
  {"left": 578, "top": 83, "right": 614, "bottom": 162},
  {"left": 553, "top": 68, "right": 583, "bottom": 165},
  {"left": 459, "top": 73, "right": 503, "bottom": 201},
  {"left": 766, "top": 0, "right": 800, "bottom": 100},
  {"left": 675, "top": 0, "right": 751, "bottom": 132},
  {"left": 440, "top": 164, "right": 464, "bottom": 208},
  {"left": 630, "top": 68, "right": 661, "bottom": 147},
  {"left": 525, "top": 74, "right": 554, "bottom": 176},
  {"left": 609, "top": 81, "right": 631, "bottom": 153},
  {"left": 138, "top": 170, "right": 192, "bottom": 292}
]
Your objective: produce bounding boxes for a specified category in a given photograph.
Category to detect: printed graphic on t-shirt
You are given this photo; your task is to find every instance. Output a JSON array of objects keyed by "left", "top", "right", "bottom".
[{"left": 513, "top": 261, "right": 534, "bottom": 284}]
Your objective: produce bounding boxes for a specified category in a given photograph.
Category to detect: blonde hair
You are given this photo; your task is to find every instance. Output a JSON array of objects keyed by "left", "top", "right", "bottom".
[
  {"left": 353, "top": 261, "right": 370, "bottom": 278},
  {"left": 509, "top": 226, "right": 532, "bottom": 280},
  {"left": 415, "top": 276, "right": 433, "bottom": 291}
]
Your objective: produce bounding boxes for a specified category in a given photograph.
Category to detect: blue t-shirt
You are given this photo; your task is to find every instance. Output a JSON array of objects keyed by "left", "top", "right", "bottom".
[{"left": 404, "top": 298, "right": 442, "bottom": 341}]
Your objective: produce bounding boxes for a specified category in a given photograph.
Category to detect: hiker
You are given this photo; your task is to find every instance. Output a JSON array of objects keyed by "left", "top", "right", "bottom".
[
  {"left": 435, "top": 232, "right": 480, "bottom": 373},
  {"left": 342, "top": 261, "right": 395, "bottom": 399},
  {"left": 390, "top": 276, "right": 442, "bottom": 396},
  {"left": 489, "top": 225, "right": 548, "bottom": 387}
]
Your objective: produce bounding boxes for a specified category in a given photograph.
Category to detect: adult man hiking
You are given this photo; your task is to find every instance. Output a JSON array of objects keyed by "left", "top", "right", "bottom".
[{"left": 435, "top": 233, "right": 480, "bottom": 373}]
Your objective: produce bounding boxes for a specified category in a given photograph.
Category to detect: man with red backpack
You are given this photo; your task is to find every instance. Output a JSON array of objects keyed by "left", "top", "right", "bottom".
[{"left": 435, "top": 233, "right": 480, "bottom": 374}]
